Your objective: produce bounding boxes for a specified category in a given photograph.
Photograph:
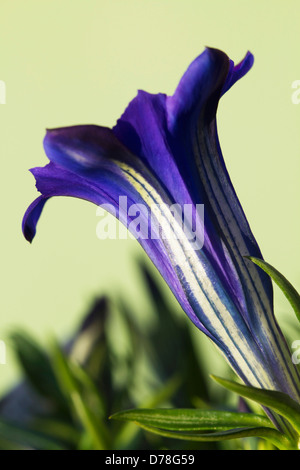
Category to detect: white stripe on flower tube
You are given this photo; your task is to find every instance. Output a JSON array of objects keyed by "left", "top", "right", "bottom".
[
  {"left": 193, "top": 123, "right": 300, "bottom": 399},
  {"left": 117, "top": 161, "right": 283, "bottom": 391}
]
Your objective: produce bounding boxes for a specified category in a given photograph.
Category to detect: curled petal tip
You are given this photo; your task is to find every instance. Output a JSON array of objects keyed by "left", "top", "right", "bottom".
[
  {"left": 222, "top": 51, "right": 254, "bottom": 95},
  {"left": 236, "top": 50, "right": 254, "bottom": 76},
  {"left": 22, "top": 196, "right": 48, "bottom": 243},
  {"left": 166, "top": 47, "right": 230, "bottom": 133}
]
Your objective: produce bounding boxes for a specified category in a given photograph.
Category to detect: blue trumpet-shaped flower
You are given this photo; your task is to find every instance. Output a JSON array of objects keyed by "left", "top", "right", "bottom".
[{"left": 23, "top": 48, "right": 300, "bottom": 407}]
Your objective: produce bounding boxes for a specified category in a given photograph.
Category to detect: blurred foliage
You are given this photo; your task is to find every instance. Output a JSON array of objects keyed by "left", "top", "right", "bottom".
[{"left": 0, "top": 261, "right": 276, "bottom": 450}]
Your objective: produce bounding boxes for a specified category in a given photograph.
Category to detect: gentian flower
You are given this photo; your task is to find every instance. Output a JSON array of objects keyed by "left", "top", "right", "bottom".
[{"left": 22, "top": 48, "right": 300, "bottom": 413}]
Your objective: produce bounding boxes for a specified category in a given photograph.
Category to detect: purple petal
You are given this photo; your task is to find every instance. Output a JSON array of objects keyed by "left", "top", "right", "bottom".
[
  {"left": 164, "top": 48, "right": 271, "bottom": 327},
  {"left": 22, "top": 48, "right": 300, "bottom": 404},
  {"left": 221, "top": 51, "right": 254, "bottom": 95},
  {"left": 22, "top": 153, "right": 214, "bottom": 344},
  {"left": 163, "top": 49, "right": 299, "bottom": 397},
  {"left": 166, "top": 48, "right": 229, "bottom": 132},
  {"left": 114, "top": 49, "right": 250, "bottom": 321},
  {"left": 22, "top": 196, "right": 49, "bottom": 243}
]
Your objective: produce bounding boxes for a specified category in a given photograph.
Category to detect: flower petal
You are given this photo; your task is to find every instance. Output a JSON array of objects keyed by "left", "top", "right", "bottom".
[
  {"left": 166, "top": 48, "right": 229, "bottom": 133},
  {"left": 165, "top": 48, "right": 300, "bottom": 399},
  {"left": 23, "top": 136, "right": 214, "bottom": 344},
  {"left": 113, "top": 60, "right": 249, "bottom": 323},
  {"left": 221, "top": 51, "right": 254, "bottom": 95},
  {"left": 22, "top": 49, "right": 300, "bottom": 405},
  {"left": 22, "top": 196, "right": 49, "bottom": 243},
  {"left": 26, "top": 130, "right": 293, "bottom": 394}
]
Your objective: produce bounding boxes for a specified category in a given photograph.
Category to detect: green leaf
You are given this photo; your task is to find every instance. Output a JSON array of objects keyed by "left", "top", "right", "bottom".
[
  {"left": 211, "top": 375, "right": 300, "bottom": 435},
  {"left": 110, "top": 411, "right": 294, "bottom": 450},
  {"left": 111, "top": 406, "right": 297, "bottom": 449},
  {"left": 50, "top": 339, "right": 110, "bottom": 450},
  {"left": 71, "top": 362, "right": 106, "bottom": 418},
  {"left": 113, "top": 374, "right": 182, "bottom": 449},
  {"left": 247, "top": 257, "right": 300, "bottom": 324},
  {"left": 9, "top": 331, "right": 65, "bottom": 407},
  {"left": 111, "top": 407, "right": 272, "bottom": 431},
  {"left": 134, "top": 423, "right": 295, "bottom": 450}
]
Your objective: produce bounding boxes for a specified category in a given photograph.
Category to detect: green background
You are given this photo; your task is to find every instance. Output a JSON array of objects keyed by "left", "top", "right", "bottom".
[{"left": 0, "top": 0, "right": 299, "bottom": 394}]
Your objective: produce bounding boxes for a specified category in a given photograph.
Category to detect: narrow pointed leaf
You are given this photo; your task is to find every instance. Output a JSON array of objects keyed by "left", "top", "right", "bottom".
[
  {"left": 10, "top": 331, "right": 65, "bottom": 406},
  {"left": 111, "top": 407, "right": 272, "bottom": 431},
  {"left": 247, "top": 257, "right": 300, "bottom": 324},
  {"left": 50, "top": 340, "right": 109, "bottom": 450},
  {"left": 211, "top": 375, "right": 300, "bottom": 434},
  {"left": 124, "top": 422, "right": 295, "bottom": 450},
  {"left": 114, "top": 375, "right": 182, "bottom": 449}
]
